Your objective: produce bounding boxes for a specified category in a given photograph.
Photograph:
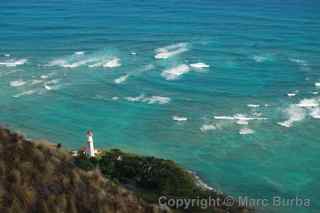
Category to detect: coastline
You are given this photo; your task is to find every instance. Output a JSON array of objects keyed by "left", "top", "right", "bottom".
[
  {"left": 0, "top": 124, "right": 252, "bottom": 212},
  {"left": 1, "top": 123, "right": 218, "bottom": 193}
]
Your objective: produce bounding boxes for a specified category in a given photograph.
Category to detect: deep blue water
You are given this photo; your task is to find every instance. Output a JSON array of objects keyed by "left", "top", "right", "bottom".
[{"left": 1, "top": 0, "right": 320, "bottom": 212}]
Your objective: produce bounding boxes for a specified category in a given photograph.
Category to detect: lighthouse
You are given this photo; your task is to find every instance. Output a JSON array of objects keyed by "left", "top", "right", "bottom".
[{"left": 86, "top": 130, "right": 95, "bottom": 157}]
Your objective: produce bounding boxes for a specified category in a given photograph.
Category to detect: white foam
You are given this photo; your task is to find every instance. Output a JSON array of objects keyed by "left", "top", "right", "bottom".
[
  {"left": 247, "top": 104, "right": 260, "bottom": 108},
  {"left": 236, "top": 120, "right": 249, "bottom": 125},
  {"left": 88, "top": 57, "right": 121, "bottom": 68},
  {"left": 13, "top": 89, "right": 37, "bottom": 98},
  {"left": 279, "top": 97, "right": 320, "bottom": 127},
  {"left": 125, "top": 94, "right": 145, "bottom": 102},
  {"left": 252, "top": 55, "right": 269, "bottom": 63},
  {"left": 48, "top": 52, "right": 121, "bottom": 69},
  {"left": 214, "top": 116, "right": 235, "bottom": 120},
  {"left": 297, "top": 99, "right": 319, "bottom": 108},
  {"left": 289, "top": 58, "right": 308, "bottom": 67},
  {"left": 214, "top": 114, "right": 267, "bottom": 121},
  {"left": 312, "top": 91, "right": 319, "bottom": 95},
  {"left": 103, "top": 58, "right": 121, "bottom": 68},
  {"left": 315, "top": 82, "right": 320, "bottom": 87},
  {"left": 310, "top": 107, "right": 320, "bottom": 119},
  {"left": 44, "top": 83, "right": 60, "bottom": 91},
  {"left": 191, "top": 171, "right": 215, "bottom": 191},
  {"left": 234, "top": 114, "right": 255, "bottom": 121},
  {"left": 74, "top": 51, "right": 85, "bottom": 55},
  {"left": 172, "top": 116, "right": 188, "bottom": 122},
  {"left": 46, "top": 79, "right": 60, "bottom": 85},
  {"left": 31, "top": 79, "right": 43, "bottom": 85},
  {"left": 4, "top": 54, "right": 10, "bottom": 57},
  {"left": 0, "top": 59, "right": 27, "bottom": 67},
  {"left": 146, "top": 96, "right": 171, "bottom": 104},
  {"left": 63, "top": 59, "right": 93, "bottom": 68},
  {"left": 277, "top": 121, "right": 292, "bottom": 128},
  {"left": 143, "top": 64, "right": 155, "bottom": 71},
  {"left": 40, "top": 75, "right": 49, "bottom": 79},
  {"left": 287, "top": 93, "right": 296, "bottom": 97},
  {"left": 114, "top": 74, "right": 129, "bottom": 84},
  {"left": 155, "top": 49, "right": 188, "bottom": 59},
  {"left": 125, "top": 95, "right": 170, "bottom": 105},
  {"left": 44, "top": 84, "right": 52, "bottom": 90},
  {"left": 239, "top": 128, "right": 255, "bottom": 135},
  {"left": 41, "top": 79, "right": 61, "bottom": 91},
  {"left": 130, "top": 51, "right": 136, "bottom": 55},
  {"left": 278, "top": 105, "right": 306, "bottom": 128},
  {"left": 213, "top": 113, "right": 266, "bottom": 127},
  {"left": 48, "top": 56, "right": 97, "bottom": 68},
  {"left": 189, "top": 62, "right": 210, "bottom": 69},
  {"left": 156, "top": 43, "right": 187, "bottom": 52},
  {"left": 88, "top": 63, "right": 101, "bottom": 68},
  {"left": 200, "top": 124, "right": 216, "bottom": 132},
  {"left": 10, "top": 80, "right": 26, "bottom": 87},
  {"left": 161, "top": 64, "right": 190, "bottom": 80},
  {"left": 48, "top": 59, "right": 83, "bottom": 68},
  {"left": 111, "top": 96, "right": 119, "bottom": 101},
  {"left": 155, "top": 43, "right": 188, "bottom": 59},
  {"left": 252, "top": 112, "right": 263, "bottom": 117}
]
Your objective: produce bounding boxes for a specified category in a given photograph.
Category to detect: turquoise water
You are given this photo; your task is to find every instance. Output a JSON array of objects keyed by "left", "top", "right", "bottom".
[{"left": 1, "top": 0, "right": 320, "bottom": 212}]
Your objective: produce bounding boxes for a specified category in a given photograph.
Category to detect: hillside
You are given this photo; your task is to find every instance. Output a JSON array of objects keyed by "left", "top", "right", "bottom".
[
  {"left": 0, "top": 127, "right": 164, "bottom": 213},
  {"left": 0, "top": 127, "right": 252, "bottom": 213},
  {"left": 75, "top": 150, "right": 252, "bottom": 213}
]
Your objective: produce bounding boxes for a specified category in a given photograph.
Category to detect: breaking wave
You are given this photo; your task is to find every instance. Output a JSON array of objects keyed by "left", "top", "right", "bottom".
[
  {"left": 74, "top": 51, "right": 85, "bottom": 55},
  {"left": 239, "top": 128, "right": 255, "bottom": 135},
  {"left": 287, "top": 93, "right": 297, "bottom": 97},
  {"left": 252, "top": 55, "right": 270, "bottom": 63},
  {"left": 89, "top": 57, "right": 121, "bottom": 68},
  {"left": 155, "top": 43, "right": 189, "bottom": 59},
  {"left": 114, "top": 74, "right": 129, "bottom": 84},
  {"left": 161, "top": 64, "right": 191, "bottom": 80},
  {"left": 278, "top": 98, "right": 320, "bottom": 127},
  {"left": 10, "top": 80, "right": 26, "bottom": 87},
  {"left": 47, "top": 52, "right": 121, "bottom": 69},
  {"left": 13, "top": 89, "right": 37, "bottom": 98},
  {"left": 124, "top": 94, "right": 170, "bottom": 105},
  {"left": 200, "top": 124, "right": 217, "bottom": 132},
  {"left": 0, "top": 59, "right": 27, "bottom": 67},
  {"left": 289, "top": 58, "right": 308, "bottom": 67},
  {"left": 247, "top": 104, "right": 260, "bottom": 108},
  {"left": 189, "top": 62, "right": 210, "bottom": 69},
  {"left": 278, "top": 105, "right": 306, "bottom": 128},
  {"left": 172, "top": 116, "right": 188, "bottom": 122},
  {"left": 214, "top": 114, "right": 267, "bottom": 121}
]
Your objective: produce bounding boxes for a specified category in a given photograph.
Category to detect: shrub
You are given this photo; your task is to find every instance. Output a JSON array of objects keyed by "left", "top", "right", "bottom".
[{"left": 0, "top": 128, "right": 163, "bottom": 213}]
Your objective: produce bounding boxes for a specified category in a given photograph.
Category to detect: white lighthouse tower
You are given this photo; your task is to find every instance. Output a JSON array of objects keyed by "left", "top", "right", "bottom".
[{"left": 86, "top": 130, "right": 95, "bottom": 157}]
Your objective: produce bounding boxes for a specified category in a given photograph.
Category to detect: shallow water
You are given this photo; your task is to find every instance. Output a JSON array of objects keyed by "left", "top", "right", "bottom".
[{"left": 1, "top": 0, "right": 320, "bottom": 212}]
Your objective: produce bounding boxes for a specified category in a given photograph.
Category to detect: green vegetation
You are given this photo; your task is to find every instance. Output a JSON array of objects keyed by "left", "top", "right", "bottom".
[
  {"left": 75, "top": 149, "right": 252, "bottom": 213},
  {"left": 0, "top": 128, "right": 163, "bottom": 213},
  {"left": 0, "top": 126, "right": 252, "bottom": 213}
]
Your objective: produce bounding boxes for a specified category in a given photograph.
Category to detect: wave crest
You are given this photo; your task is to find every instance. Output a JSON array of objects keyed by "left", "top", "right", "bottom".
[
  {"left": 114, "top": 74, "right": 129, "bottom": 84},
  {"left": 125, "top": 94, "right": 170, "bottom": 105},
  {"left": 0, "top": 59, "right": 27, "bottom": 67},
  {"left": 155, "top": 43, "right": 189, "bottom": 59},
  {"left": 161, "top": 64, "right": 190, "bottom": 80}
]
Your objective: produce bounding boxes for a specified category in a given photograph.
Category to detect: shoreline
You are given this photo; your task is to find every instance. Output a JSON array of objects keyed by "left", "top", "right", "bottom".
[
  {"left": 0, "top": 124, "right": 252, "bottom": 212},
  {"left": 2, "top": 123, "right": 218, "bottom": 193}
]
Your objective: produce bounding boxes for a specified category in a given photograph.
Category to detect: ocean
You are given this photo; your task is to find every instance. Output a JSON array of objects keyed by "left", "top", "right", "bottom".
[{"left": 0, "top": 0, "right": 319, "bottom": 212}]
